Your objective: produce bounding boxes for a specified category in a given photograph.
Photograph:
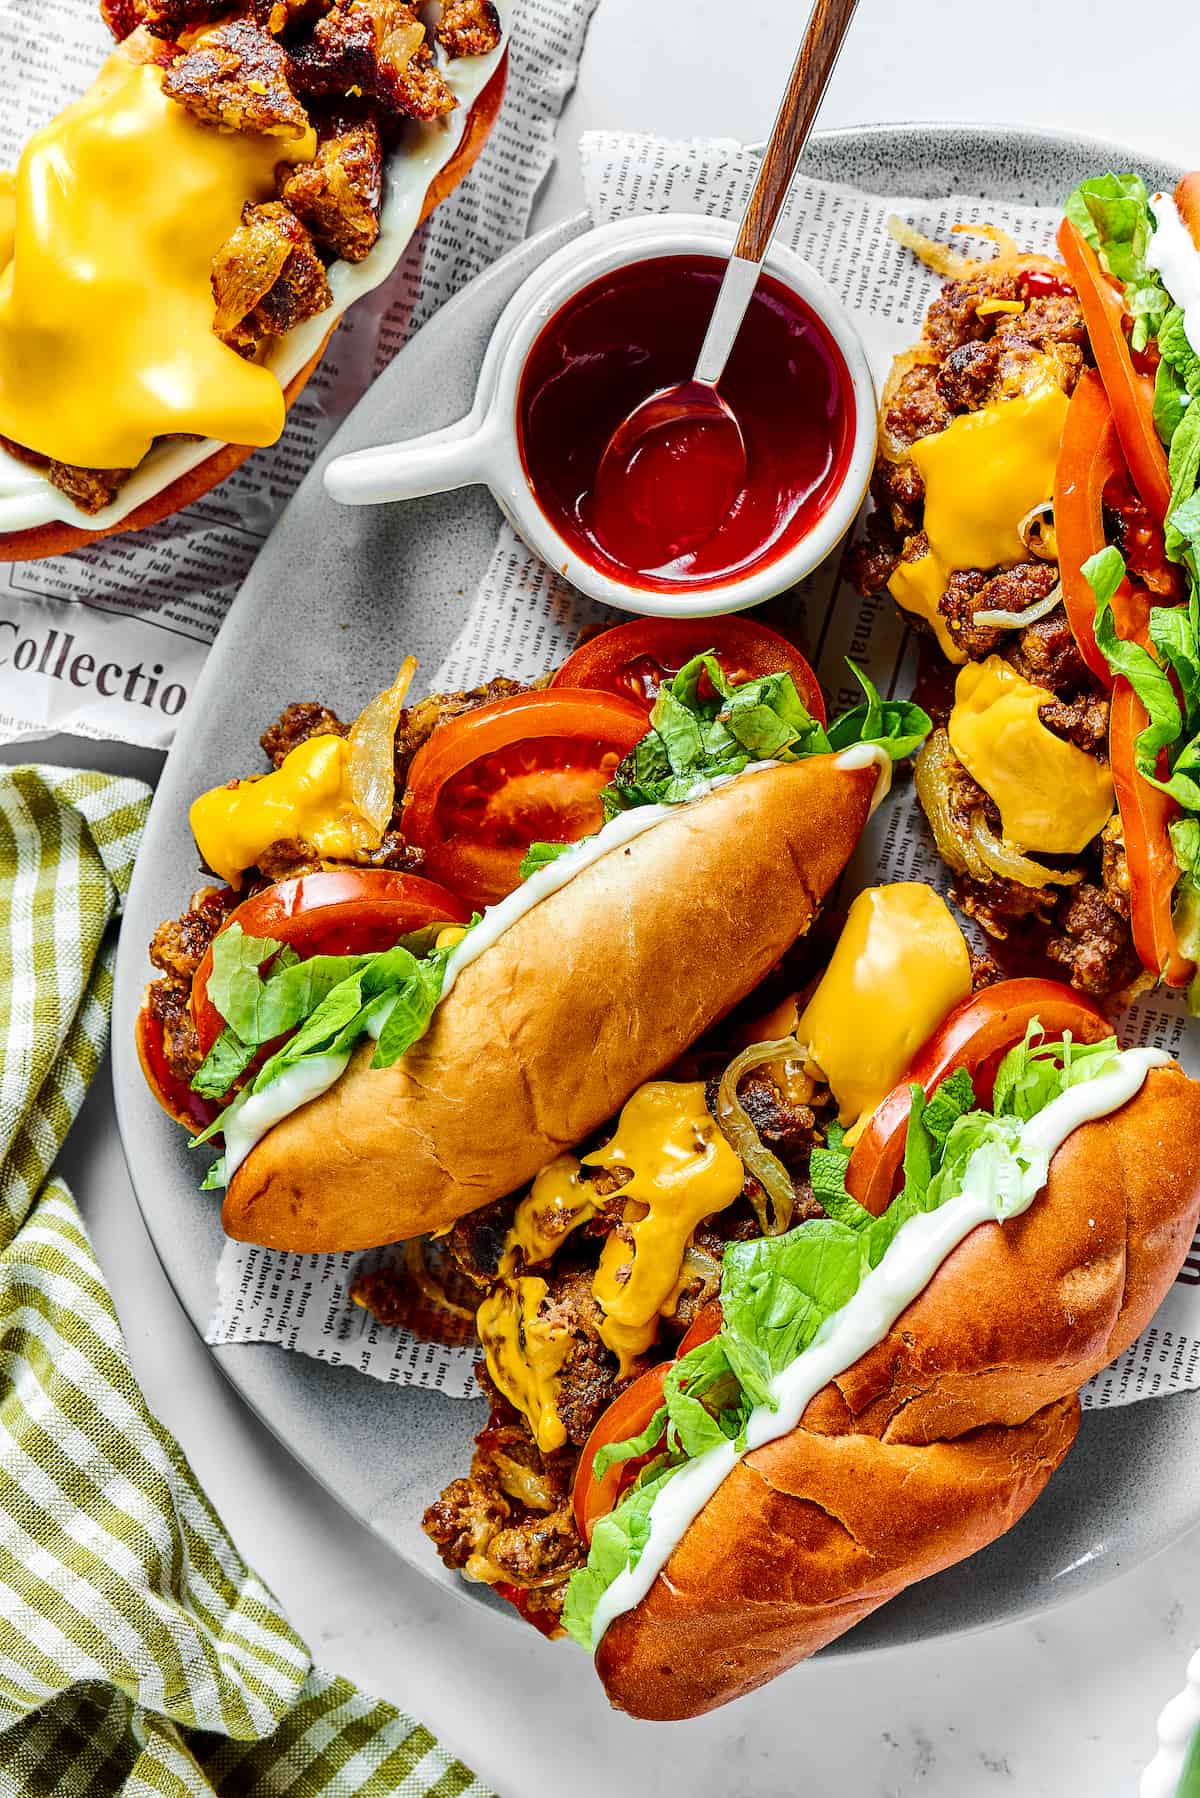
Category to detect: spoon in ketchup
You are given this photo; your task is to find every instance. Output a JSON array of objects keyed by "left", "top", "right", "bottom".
[{"left": 592, "top": 0, "right": 861, "bottom": 572}]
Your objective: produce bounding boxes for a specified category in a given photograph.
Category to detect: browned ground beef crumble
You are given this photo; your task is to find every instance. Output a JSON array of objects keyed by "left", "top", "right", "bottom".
[
  {"left": 145, "top": 677, "right": 523, "bottom": 1088},
  {"left": 23, "top": 0, "right": 501, "bottom": 512}
]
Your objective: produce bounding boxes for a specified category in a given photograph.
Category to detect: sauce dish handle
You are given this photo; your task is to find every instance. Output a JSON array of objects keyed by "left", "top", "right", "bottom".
[{"left": 324, "top": 417, "right": 499, "bottom": 506}]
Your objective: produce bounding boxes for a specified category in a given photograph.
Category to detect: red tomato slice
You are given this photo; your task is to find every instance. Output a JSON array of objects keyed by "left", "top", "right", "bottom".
[
  {"left": 676, "top": 1299, "right": 723, "bottom": 1356},
  {"left": 492, "top": 1581, "right": 563, "bottom": 1638},
  {"left": 136, "top": 1002, "right": 223, "bottom": 1133},
  {"left": 1056, "top": 219, "right": 1172, "bottom": 524},
  {"left": 572, "top": 1363, "right": 668, "bottom": 1545},
  {"left": 1110, "top": 679, "right": 1194, "bottom": 989},
  {"left": 401, "top": 689, "right": 648, "bottom": 910},
  {"left": 1055, "top": 370, "right": 1153, "bottom": 683},
  {"left": 551, "top": 616, "right": 826, "bottom": 722},
  {"left": 844, "top": 980, "right": 1114, "bottom": 1217},
  {"left": 191, "top": 868, "right": 470, "bottom": 1060},
  {"left": 571, "top": 1300, "right": 727, "bottom": 1544}
]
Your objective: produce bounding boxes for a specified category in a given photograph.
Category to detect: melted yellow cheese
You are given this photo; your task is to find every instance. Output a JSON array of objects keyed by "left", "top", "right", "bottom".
[
  {"left": 888, "top": 552, "right": 967, "bottom": 665},
  {"left": 948, "top": 657, "right": 1114, "bottom": 855},
  {"left": 476, "top": 1085, "right": 744, "bottom": 1444},
  {"left": 0, "top": 52, "right": 316, "bottom": 470},
  {"left": 0, "top": 173, "right": 14, "bottom": 276},
  {"left": 476, "top": 1277, "right": 571, "bottom": 1456},
  {"left": 910, "top": 382, "right": 1070, "bottom": 574},
  {"left": 470, "top": 1159, "right": 597, "bottom": 1453},
  {"left": 189, "top": 734, "right": 366, "bottom": 887},
  {"left": 798, "top": 884, "right": 972, "bottom": 1143},
  {"left": 508, "top": 1155, "right": 596, "bottom": 1266},
  {"left": 587, "top": 1082, "right": 744, "bottom": 1374}
]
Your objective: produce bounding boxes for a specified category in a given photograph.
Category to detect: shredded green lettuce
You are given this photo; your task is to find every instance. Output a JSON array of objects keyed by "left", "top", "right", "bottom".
[
  {"left": 1084, "top": 545, "right": 1200, "bottom": 1006},
  {"left": 1063, "top": 166, "right": 1200, "bottom": 583},
  {"left": 189, "top": 921, "right": 472, "bottom": 1180},
  {"left": 1065, "top": 173, "right": 1200, "bottom": 584},
  {"left": 562, "top": 1021, "right": 1121, "bottom": 1650},
  {"left": 1154, "top": 304, "right": 1200, "bottom": 445},
  {"left": 517, "top": 840, "right": 575, "bottom": 879},
  {"left": 1064, "top": 172, "right": 1171, "bottom": 352},
  {"left": 1084, "top": 538, "right": 1200, "bottom": 1002},
  {"left": 518, "top": 657, "right": 931, "bottom": 877},
  {"left": 601, "top": 655, "right": 929, "bottom": 818},
  {"left": 560, "top": 1465, "right": 678, "bottom": 1649}
]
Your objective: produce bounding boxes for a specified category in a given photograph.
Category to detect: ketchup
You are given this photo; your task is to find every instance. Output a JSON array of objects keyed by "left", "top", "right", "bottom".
[
  {"left": 516, "top": 255, "right": 855, "bottom": 592},
  {"left": 1020, "top": 268, "right": 1073, "bottom": 300}
]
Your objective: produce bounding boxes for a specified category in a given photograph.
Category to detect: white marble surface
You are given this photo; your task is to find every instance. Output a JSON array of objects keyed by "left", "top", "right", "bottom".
[{"left": 11, "top": 0, "right": 1200, "bottom": 1790}]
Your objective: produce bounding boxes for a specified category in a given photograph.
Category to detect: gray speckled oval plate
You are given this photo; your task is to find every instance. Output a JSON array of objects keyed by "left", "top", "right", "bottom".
[{"left": 112, "top": 123, "right": 1194, "bottom": 1661}]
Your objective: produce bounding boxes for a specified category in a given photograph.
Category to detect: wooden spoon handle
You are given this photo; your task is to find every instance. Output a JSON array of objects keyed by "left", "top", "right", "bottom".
[{"left": 733, "top": 0, "right": 860, "bottom": 264}]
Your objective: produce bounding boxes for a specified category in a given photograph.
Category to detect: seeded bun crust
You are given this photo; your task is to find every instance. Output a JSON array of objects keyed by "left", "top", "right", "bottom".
[
  {"left": 0, "top": 54, "right": 507, "bottom": 562},
  {"left": 221, "top": 754, "right": 881, "bottom": 1251}
]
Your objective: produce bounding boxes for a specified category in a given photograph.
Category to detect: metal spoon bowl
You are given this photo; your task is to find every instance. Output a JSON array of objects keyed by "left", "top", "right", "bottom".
[{"left": 590, "top": 381, "right": 747, "bottom": 567}]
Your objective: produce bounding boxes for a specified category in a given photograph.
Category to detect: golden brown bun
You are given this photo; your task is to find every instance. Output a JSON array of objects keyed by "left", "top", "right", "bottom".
[
  {"left": 222, "top": 754, "right": 880, "bottom": 1252},
  {"left": 0, "top": 54, "right": 507, "bottom": 563},
  {"left": 596, "top": 1063, "right": 1200, "bottom": 1719},
  {"left": 598, "top": 1399, "right": 1079, "bottom": 1721}
]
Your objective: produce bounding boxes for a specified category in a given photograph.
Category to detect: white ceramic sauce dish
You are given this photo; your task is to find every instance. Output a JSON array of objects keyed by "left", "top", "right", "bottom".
[{"left": 323, "top": 213, "right": 877, "bottom": 618}]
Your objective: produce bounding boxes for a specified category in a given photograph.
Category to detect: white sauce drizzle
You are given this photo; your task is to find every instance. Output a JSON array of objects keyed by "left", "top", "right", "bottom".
[
  {"left": 587, "top": 1047, "right": 1169, "bottom": 1649},
  {"left": 221, "top": 1052, "right": 350, "bottom": 1184},
  {"left": 832, "top": 740, "right": 892, "bottom": 815},
  {"left": 1141, "top": 1647, "right": 1200, "bottom": 1798},
  {"left": 1148, "top": 192, "right": 1200, "bottom": 359},
  {"left": 443, "top": 745, "right": 894, "bottom": 996}
]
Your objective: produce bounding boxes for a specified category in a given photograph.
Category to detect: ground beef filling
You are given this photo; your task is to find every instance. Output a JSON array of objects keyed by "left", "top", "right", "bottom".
[
  {"left": 845, "top": 258, "right": 1150, "bottom": 1002},
  {"left": 420, "top": 1066, "right": 838, "bottom": 1627},
  {"left": 846, "top": 266, "right": 1090, "bottom": 606},
  {"left": 34, "top": 0, "right": 502, "bottom": 511},
  {"left": 145, "top": 887, "right": 234, "bottom": 1085},
  {"left": 935, "top": 730, "right": 1138, "bottom": 998}
]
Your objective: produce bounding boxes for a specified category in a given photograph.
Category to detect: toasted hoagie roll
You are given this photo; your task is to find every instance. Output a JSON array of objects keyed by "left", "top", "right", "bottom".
[
  {"left": 139, "top": 631, "right": 926, "bottom": 1252},
  {"left": 415, "top": 882, "right": 1200, "bottom": 1716},
  {"left": 224, "top": 752, "right": 885, "bottom": 1249}
]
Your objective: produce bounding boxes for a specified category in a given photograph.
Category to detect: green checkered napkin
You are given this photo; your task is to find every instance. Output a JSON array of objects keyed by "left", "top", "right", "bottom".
[{"left": 0, "top": 766, "right": 491, "bottom": 1798}]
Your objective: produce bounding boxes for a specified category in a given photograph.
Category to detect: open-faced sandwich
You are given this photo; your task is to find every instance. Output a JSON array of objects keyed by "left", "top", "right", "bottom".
[
  {"left": 412, "top": 881, "right": 1200, "bottom": 1715},
  {"left": 136, "top": 616, "right": 929, "bottom": 1247},
  {"left": 851, "top": 176, "right": 1200, "bottom": 1013},
  {"left": 0, "top": 0, "right": 506, "bottom": 556}
]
